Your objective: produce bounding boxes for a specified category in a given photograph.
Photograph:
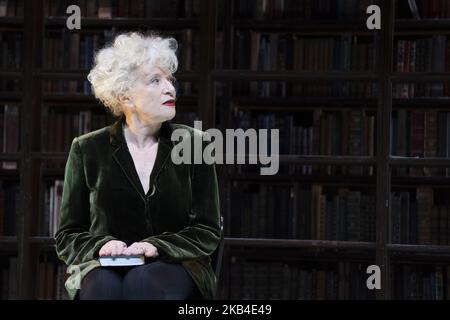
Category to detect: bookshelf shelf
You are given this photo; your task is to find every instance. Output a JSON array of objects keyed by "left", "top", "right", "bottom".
[
  {"left": 277, "top": 155, "right": 376, "bottom": 165},
  {"left": 393, "top": 98, "right": 450, "bottom": 108},
  {"left": 232, "top": 97, "right": 378, "bottom": 108},
  {"left": 224, "top": 238, "right": 376, "bottom": 250},
  {"left": 232, "top": 19, "right": 370, "bottom": 33},
  {"left": 388, "top": 244, "right": 450, "bottom": 255},
  {"left": 228, "top": 173, "right": 376, "bottom": 185},
  {"left": 30, "top": 152, "right": 68, "bottom": 160},
  {"left": 42, "top": 94, "right": 198, "bottom": 107},
  {"left": 390, "top": 72, "right": 450, "bottom": 82},
  {"left": 212, "top": 70, "right": 379, "bottom": 81},
  {"left": 0, "top": 92, "right": 22, "bottom": 102},
  {"left": 391, "top": 177, "right": 450, "bottom": 187},
  {"left": 29, "top": 236, "right": 54, "bottom": 245},
  {"left": 0, "top": 170, "right": 20, "bottom": 180},
  {"left": 44, "top": 17, "right": 200, "bottom": 29},
  {"left": 388, "top": 245, "right": 450, "bottom": 263},
  {"left": 0, "top": 236, "right": 17, "bottom": 244},
  {"left": 0, "top": 17, "right": 23, "bottom": 26},
  {"left": 38, "top": 70, "right": 199, "bottom": 81},
  {"left": 389, "top": 157, "right": 450, "bottom": 166},
  {"left": 396, "top": 19, "right": 450, "bottom": 31},
  {"left": 0, "top": 153, "right": 21, "bottom": 160},
  {"left": 0, "top": 71, "right": 22, "bottom": 77}
]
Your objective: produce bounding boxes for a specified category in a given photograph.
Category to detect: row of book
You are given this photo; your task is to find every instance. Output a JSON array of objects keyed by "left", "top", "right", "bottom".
[
  {"left": 0, "top": 78, "right": 20, "bottom": 92},
  {"left": 0, "top": 32, "right": 22, "bottom": 71},
  {"left": 39, "top": 180, "right": 63, "bottom": 238},
  {"left": 35, "top": 259, "right": 68, "bottom": 300},
  {"left": 44, "top": 0, "right": 200, "bottom": 19},
  {"left": 232, "top": 33, "right": 450, "bottom": 75},
  {"left": 1, "top": 106, "right": 198, "bottom": 162},
  {"left": 0, "top": 257, "right": 17, "bottom": 300},
  {"left": 392, "top": 110, "right": 450, "bottom": 177},
  {"left": 228, "top": 182, "right": 449, "bottom": 245},
  {"left": 232, "top": 0, "right": 375, "bottom": 20},
  {"left": 30, "top": 180, "right": 450, "bottom": 245},
  {"left": 227, "top": 258, "right": 450, "bottom": 300},
  {"left": 227, "top": 258, "right": 376, "bottom": 300},
  {"left": 0, "top": 181, "right": 19, "bottom": 236},
  {"left": 398, "top": 0, "right": 450, "bottom": 19},
  {"left": 393, "top": 36, "right": 450, "bottom": 98},
  {"left": 392, "top": 264, "right": 450, "bottom": 300},
  {"left": 390, "top": 187, "right": 450, "bottom": 246},
  {"left": 4, "top": 106, "right": 450, "bottom": 170},
  {"left": 235, "top": 109, "right": 375, "bottom": 161},
  {"left": 233, "top": 109, "right": 450, "bottom": 166},
  {"left": 0, "top": 104, "right": 19, "bottom": 170},
  {"left": 0, "top": 0, "right": 23, "bottom": 17},
  {"left": 43, "top": 108, "right": 113, "bottom": 153},
  {"left": 233, "top": 32, "right": 376, "bottom": 73},
  {"left": 229, "top": 182, "right": 376, "bottom": 242},
  {"left": 44, "top": 29, "right": 197, "bottom": 71}
]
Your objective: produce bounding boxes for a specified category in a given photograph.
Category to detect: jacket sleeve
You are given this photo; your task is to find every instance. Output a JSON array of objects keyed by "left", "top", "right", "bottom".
[
  {"left": 55, "top": 138, "right": 116, "bottom": 265},
  {"left": 143, "top": 143, "right": 221, "bottom": 263}
]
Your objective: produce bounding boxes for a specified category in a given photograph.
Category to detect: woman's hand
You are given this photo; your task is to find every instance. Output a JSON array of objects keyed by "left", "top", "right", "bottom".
[
  {"left": 98, "top": 240, "right": 127, "bottom": 256},
  {"left": 123, "top": 242, "right": 159, "bottom": 258}
]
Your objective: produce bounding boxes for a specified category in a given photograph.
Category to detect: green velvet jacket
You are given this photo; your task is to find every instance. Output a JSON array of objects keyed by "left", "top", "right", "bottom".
[{"left": 55, "top": 115, "right": 221, "bottom": 300}]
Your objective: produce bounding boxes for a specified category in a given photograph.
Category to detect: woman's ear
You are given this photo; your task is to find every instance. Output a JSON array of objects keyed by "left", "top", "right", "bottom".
[{"left": 118, "top": 94, "right": 134, "bottom": 108}]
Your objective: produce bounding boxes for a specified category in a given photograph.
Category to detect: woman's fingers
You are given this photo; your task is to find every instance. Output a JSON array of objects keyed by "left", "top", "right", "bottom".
[
  {"left": 99, "top": 240, "right": 127, "bottom": 257},
  {"left": 99, "top": 246, "right": 110, "bottom": 256},
  {"left": 110, "top": 244, "right": 118, "bottom": 256}
]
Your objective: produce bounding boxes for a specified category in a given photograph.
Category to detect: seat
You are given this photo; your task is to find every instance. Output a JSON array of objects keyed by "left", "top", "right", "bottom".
[{"left": 211, "top": 215, "right": 224, "bottom": 279}]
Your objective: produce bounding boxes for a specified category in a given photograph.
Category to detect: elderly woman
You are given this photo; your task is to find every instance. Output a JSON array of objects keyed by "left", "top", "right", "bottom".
[{"left": 55, "top": 32, "right": 221, "bottom": 300}]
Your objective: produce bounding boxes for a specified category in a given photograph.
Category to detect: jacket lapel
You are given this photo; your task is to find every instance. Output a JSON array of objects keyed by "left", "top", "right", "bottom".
[{"left": 109, "top": 115, "right": 174, "bottom": 199}]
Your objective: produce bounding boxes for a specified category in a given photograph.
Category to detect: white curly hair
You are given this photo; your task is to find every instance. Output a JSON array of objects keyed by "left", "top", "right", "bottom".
[{"left": 87, "top": 32, "right": 178, "bottom": 116}]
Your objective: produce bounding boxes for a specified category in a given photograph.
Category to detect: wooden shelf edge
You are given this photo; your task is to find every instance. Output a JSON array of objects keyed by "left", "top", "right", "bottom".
[
  {"left": 223, "top": 238, "right": 376, "bottom": 250},
  {"left": 30, "top": 237, "right": 55, "bottom": 245},
  {"left": 212, "top": 70, "right": 378, "bottom": 81},
  {"left": 396, "top": 19, "right": 450, "bottom": 31},
  {"left": 38, "top": 70, "right": 199, "bottom": 80},
  {"left": 388, "top": 244, "right": 450, "bottom": 255},
  {"left": 0, "top": 236, "right": 18, "bottom": 252},
  {"left": 390, "top": 157, "right": 450, "bottom": 167},
  {"left": 232, "top": 19, "right": 370, "bottom": 32},
  {"left": 0, "top": 236, "right": 18, "bottom": 243},
  {"left": 0, "top": 16, "right": 24, "bottom": 26},
  {"left": 44, "top": 17, "right": 199, "bottom": 28}
]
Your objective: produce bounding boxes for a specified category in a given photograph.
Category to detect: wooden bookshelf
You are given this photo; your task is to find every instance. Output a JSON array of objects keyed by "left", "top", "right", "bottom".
[
  {"left": 1, "top": 0, "right": 450, "bottom": 300},
  {"left": 214, "top": 0, "right": 450, "bottom": 300}
]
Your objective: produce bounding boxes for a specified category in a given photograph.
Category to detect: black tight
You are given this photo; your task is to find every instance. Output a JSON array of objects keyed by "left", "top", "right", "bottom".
[{"left": 79, "top": 260, "right": 201, "bottom": 300}]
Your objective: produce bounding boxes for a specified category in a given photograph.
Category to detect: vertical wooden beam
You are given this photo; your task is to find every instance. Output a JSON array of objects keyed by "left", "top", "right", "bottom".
[
  {"left": 376, "top": 0, "right": 394, "bottom": 300},
  {"left": 18, "top": 0, "right": 44, "bottom": 299},
  {"left": 199, "top": 0, "right": 217, "bottom": 129}
]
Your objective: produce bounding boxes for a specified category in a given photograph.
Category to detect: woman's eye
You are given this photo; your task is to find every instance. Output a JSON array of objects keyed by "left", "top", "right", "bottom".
[{"left": 150, "top": 78, "right": 160, "bottom": 84}]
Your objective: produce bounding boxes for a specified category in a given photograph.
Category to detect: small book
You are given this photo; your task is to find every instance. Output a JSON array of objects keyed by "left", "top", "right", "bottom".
[{"left": 99, "top": 255, "right": 145, "bottom": 267}]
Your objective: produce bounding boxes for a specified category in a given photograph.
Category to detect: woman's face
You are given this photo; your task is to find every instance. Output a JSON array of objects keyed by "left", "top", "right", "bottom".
[{"left": 126, "top": 65, "right": 177, "bottom": 124}]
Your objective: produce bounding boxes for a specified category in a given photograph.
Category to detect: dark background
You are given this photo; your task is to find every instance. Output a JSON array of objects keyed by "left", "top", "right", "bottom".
[{"left": 0, "top": 0, "right": 450, "bottom": 300}]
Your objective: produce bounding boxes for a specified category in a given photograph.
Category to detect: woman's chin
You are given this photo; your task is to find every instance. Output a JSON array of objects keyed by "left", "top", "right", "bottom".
[{"left": 164, "top": 109, "right": 176, "bottom": 121}]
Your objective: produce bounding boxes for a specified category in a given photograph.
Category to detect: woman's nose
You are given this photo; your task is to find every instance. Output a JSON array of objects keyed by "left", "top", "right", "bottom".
[{"left": 162, "top": 78, "right": 176, "bottom": 96}]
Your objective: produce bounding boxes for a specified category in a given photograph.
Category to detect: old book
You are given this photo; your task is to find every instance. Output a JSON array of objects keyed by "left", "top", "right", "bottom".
[{"left": 99, "top": 255, "right": 145, "bottom": 267}]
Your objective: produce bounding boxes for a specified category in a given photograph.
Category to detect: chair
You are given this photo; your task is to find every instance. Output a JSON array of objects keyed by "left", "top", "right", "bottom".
[{"left": 211, "top": 215, "right": 224, "bottom": 279}]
